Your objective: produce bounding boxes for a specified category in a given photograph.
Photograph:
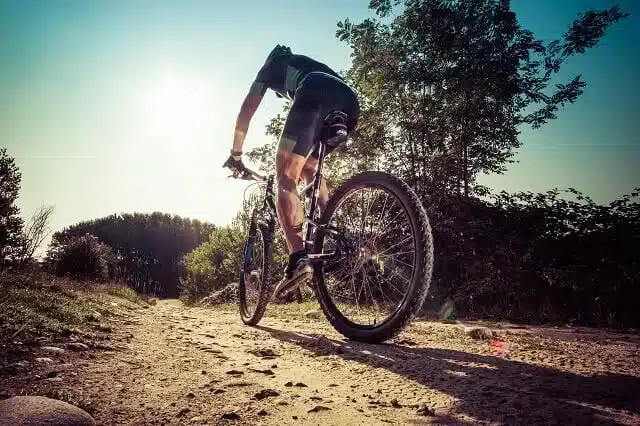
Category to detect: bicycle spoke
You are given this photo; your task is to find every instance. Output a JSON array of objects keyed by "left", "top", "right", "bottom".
[{"left": 318, "top": 184, "right": 419, "bottom": 327}]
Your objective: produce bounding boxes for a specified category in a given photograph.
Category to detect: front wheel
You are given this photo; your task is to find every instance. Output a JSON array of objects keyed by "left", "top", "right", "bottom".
[
  {"left": 238, "top": 220, "right": 273, "bottom": 325},
  {"left": 312, "top": 171, "right": 434, "bottom": 343}
]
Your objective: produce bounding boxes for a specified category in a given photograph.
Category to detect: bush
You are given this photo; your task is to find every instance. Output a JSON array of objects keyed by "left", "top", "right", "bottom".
[
  {"left": 46, "top": 233, "right": 115, "bottom": 282},
  {"left": 422, "top": 187, "right": 640, "bottom": 327},
  {"left": 179, "top": 226, "right": 245, "bottom": 304}
]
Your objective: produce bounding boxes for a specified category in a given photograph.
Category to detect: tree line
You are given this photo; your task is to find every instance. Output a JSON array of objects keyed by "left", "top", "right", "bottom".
[{"left": 45, "top": 212, "right": 215, "bottom": 297}]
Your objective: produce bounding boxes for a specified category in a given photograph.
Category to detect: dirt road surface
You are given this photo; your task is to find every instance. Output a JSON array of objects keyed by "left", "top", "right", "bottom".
[{"left": 14, "top": 299, "right": 640, "bottom": 425}]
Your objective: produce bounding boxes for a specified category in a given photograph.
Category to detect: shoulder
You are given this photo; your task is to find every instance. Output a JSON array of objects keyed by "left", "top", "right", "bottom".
[{"left": 256, "top": 57, "right": 288, "bottom": 83}]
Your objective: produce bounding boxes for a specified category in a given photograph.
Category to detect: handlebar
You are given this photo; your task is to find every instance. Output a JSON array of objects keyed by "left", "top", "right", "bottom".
[{"left": 228, "top": 164, "right": 266, "bottom": 182}]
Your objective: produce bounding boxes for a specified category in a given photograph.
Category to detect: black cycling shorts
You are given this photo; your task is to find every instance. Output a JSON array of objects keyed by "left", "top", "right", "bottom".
[{"left": 278, "top": 71, "right": 360, "bottom": 159}]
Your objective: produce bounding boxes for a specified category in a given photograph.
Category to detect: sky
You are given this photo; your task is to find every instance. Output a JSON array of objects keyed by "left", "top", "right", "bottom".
[{"left": 1, "top": 0, "right": 638, "bottom": 250}]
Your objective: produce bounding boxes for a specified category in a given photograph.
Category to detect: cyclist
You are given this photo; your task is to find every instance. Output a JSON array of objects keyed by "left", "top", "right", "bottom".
[{"left": 223, "top": 44, "right": 360, "bottom": 298}]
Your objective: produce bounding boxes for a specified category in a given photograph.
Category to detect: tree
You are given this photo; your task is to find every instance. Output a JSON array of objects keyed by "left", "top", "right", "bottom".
[
  {"left": 335, "top": 0, "right": 628, "bottom": 197},
  {"left": 48, "top": 233, "right": 114, "bottom": 282},
  {"left": 0, "top": 148, "right": 24, "bottom": 268},
  {"left": 18, "top": 205, "right": 55, "bottom": 265}
]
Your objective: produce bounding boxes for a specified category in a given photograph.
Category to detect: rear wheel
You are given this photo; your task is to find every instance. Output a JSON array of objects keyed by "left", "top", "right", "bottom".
[
  {"left": 239, "top": 221, "right": 273, "bottom": 325},
  {"left": 312, "top": 171, "right": 433, "bottom": 343}
]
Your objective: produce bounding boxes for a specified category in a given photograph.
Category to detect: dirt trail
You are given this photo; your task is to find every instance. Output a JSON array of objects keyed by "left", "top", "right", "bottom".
[{"left": 39, "top": 300, "right": 640, "bottom": 425}]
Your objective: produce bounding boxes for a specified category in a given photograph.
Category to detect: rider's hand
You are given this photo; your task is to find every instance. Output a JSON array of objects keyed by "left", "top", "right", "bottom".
[{"left": 222, "top": 154, "right": 247, "bottom": 178}]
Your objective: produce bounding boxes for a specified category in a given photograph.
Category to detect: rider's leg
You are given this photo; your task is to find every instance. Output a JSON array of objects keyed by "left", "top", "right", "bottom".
[
  {"left": 275, "top": 149, "right": 306, "bottom": 253},
  {"left": 301, "top": 156, "right": 328, "bottom": 214},
  {"left": 273, "top": 148, "right": 314, "bottom": 297},
  {"left": 272, "top": 102, "right": 323, "bottom": 297}
]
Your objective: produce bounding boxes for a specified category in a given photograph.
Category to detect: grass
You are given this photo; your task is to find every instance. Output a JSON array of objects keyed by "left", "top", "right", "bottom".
[{"left": 0, "top": 271, "right": 150, "bottom": 345}]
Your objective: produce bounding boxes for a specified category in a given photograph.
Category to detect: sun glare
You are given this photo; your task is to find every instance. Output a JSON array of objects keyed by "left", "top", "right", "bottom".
[{"left": 140, "top": 76, "right": 209, "bottom": 137}]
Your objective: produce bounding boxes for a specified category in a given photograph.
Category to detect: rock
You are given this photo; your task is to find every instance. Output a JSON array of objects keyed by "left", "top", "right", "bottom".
[
  {"left": 308, "top": 405, "right": 331, "bottom": 413},
  {"left": 304, "top": 310, "right": 322, "bottom": 319},
  {"left": 67, "top": 343, "right": 90, "bottom": 352},
  {"left": 41, "top": 346, "right": 65, "bottom": 354},
  {"left": 35, "top": 357, "right": 54, "bottom": 363},
  {"left": 390, "top": 399, "right": 401, "bottom": 408},
  {"left": 221, "top": 411, "right": 241, "bottom": 420},
  {"left": 46, "top": 377, "right": 63, "bottom": 382},
  {"left": 294, "top": 382, "right": 308, "bottom": 388},
  {"left": 225, "top": 369, "right": 244, "bottom": 376},
  {"left": 0, "top": 396, "right": 95, "bottom": 425},
  {"left": 284, "top": 381, "right": 294, "bottom": 387},
  {"left": 465, "top": 327, "right": 494, "bottom": 340},
  {"left": 176, "top": 408, "right": 190, "bottom": 417},
  {"left": 225, "top": 380, "right": 254, "bottom": 388},
  {"left": 254, "top": 389, "right": 280, "bottom": 400},
  {"left": 274, "top": 398, "right": 289, "bottom": 406},
  {"left": 186, "top": 392, "right": 196, "bottom": 399},
  {"left": 210, "top": 388, "right": 226, "bottom": 394},
  {"left": 416, "top": 403, "right": 436, "bottom": 416},
  {"left": 248, "top": 348, "right": 278, "bottom": 359},
  {"left": 248, "top": 368, "right": 275, "bottom": 376}
]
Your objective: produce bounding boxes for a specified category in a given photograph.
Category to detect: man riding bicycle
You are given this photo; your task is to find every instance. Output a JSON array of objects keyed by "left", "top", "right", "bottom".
[{"left": 223, "top": 44, "right": 360, "bottom": 298}]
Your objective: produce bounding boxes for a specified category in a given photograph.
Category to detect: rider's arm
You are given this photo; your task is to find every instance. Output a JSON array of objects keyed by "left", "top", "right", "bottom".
[{"left": 232, "top": 80, "right": 267, "bottom": 153}]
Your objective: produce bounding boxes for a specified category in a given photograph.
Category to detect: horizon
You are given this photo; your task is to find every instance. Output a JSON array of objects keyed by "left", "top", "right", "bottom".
[{"left": 2, "top": 0, "right": 638, "bottom": 246}]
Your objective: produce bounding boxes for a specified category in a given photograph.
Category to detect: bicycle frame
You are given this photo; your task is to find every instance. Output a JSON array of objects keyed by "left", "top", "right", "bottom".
[{"left": 252, "top": 141, "right": 337, "bottom": 263}]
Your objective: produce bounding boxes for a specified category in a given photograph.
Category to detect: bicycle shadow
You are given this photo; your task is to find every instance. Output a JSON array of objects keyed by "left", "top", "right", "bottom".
[{"left": 255, "top": 325, "right": 640, "bottom": 425}]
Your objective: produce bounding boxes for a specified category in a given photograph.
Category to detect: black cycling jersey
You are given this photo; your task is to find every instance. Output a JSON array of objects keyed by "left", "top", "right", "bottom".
[
  {"left": 246, "top": 48, "right": 359, "bottom": 159},
  {"left": 251, "top": 54, "right": 343, "bottom": 100}
]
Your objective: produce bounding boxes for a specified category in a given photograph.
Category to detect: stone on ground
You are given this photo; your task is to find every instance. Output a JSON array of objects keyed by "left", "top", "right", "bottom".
[{"left": 0, "top": 396, "right": 95, "bottom": 426}]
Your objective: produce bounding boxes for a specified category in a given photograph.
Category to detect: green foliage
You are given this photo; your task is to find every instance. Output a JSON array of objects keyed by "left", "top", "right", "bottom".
[
  {"left": 47, "top": 212, "right": 214, "bottom": 297},
  {"left": 48, "top": 233, "right": 114, "bottom": 282},
  {"left": 335, "top": 0, "right": 628, "bottom": 197},
  {"left": 0, "top": 148, "right": 25, "bottom": 267},
  {"left": 424, "top": 187, "right": 640, "bottom": 327},
  {"left": 179, "top": 226, "right": 245, "bottom": 304}
]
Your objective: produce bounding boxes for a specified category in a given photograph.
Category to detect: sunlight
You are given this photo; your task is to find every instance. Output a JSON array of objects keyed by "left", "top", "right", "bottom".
[{"left": 139, "top": 76, "right": 209, "bottom": 137}]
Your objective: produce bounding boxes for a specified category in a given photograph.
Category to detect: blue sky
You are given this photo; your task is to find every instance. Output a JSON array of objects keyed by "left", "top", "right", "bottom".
[{"left": 1, "top": 0, "right": 638, "bottom": 246}]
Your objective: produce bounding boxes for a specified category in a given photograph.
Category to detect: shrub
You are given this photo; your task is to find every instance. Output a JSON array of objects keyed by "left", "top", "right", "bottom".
[
  {"left": 179, "top": 226, "right": 245, "bottom": 304},
  {"left": 47, "top": 233, "right": 115, "bottom": 282}
]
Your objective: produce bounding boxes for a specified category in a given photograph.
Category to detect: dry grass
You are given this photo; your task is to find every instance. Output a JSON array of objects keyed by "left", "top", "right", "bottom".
[{"left": 0, "top": 271, "right": 149, "bottom": 344}]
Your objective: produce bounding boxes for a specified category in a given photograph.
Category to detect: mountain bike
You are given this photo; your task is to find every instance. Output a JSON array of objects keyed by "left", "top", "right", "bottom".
[{"left": 230, "top": 110, "right": 434, "bottom": 343}]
